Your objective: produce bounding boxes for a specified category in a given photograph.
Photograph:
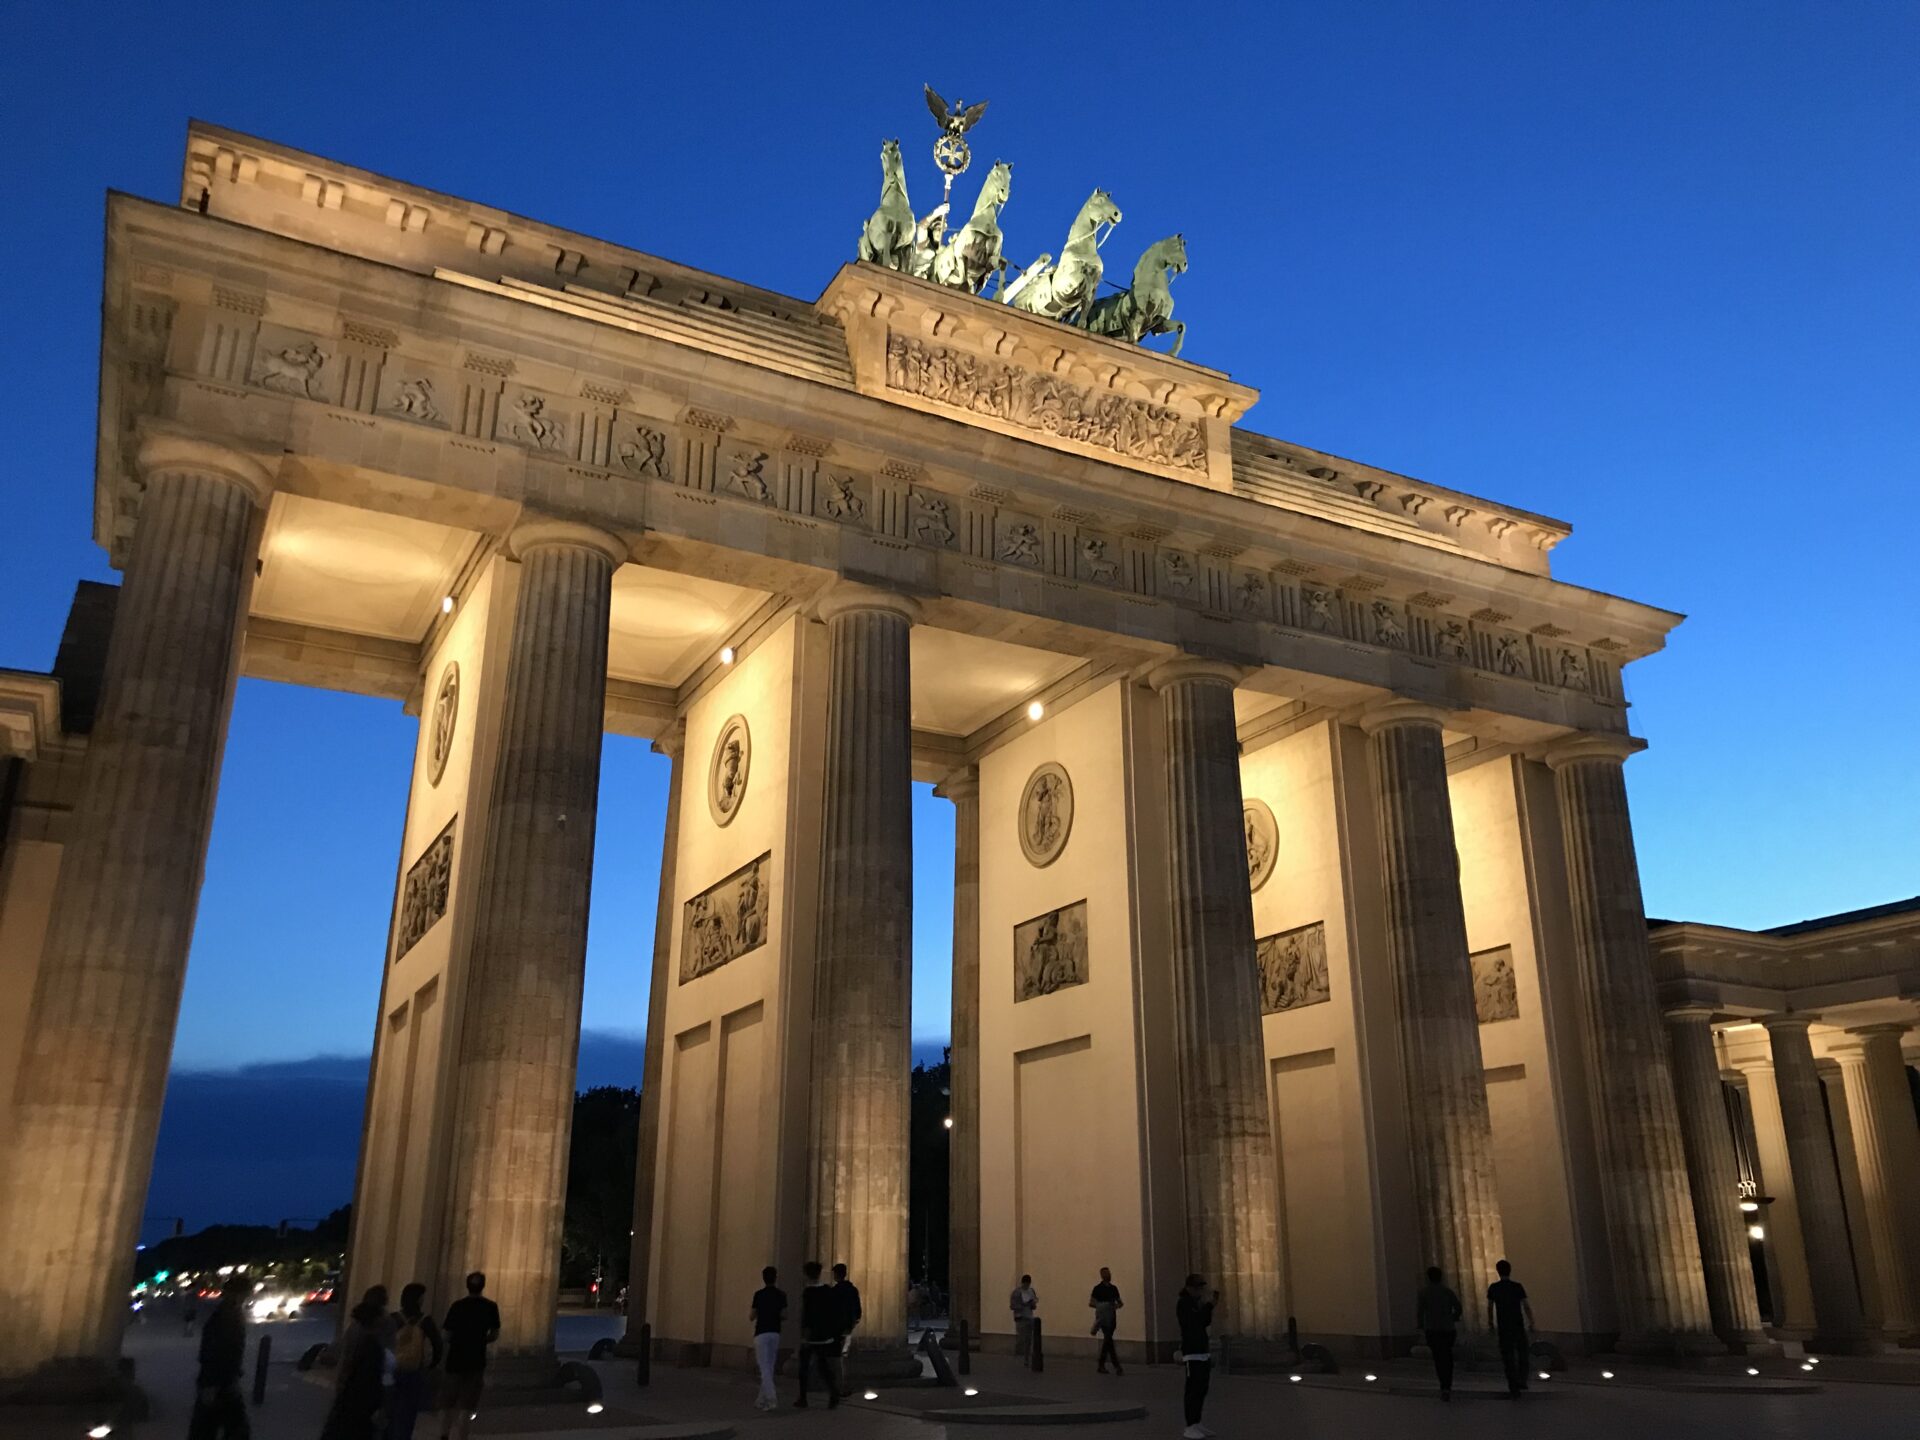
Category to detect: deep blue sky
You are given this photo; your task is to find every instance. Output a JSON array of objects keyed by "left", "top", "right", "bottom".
[{"left": 3, "top": 4, "right": 1916, "bottom": 1227}]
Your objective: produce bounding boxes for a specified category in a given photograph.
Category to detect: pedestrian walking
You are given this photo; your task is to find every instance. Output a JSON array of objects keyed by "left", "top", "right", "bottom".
[
  {"left": 1088, "top": 1267, "right": 1124, "bottom": 1375},
  {"left": 1415, "top": 1265, "right": 1463, "bottom": 1400},
  {"left": 187, "top": 1286, "right": 250, "bottom": 1440},
  {"left": 387, "top": 1283, "right": 443, "bottom": 1440},
  {"left": 1176, "top": 1273, "right": 1217, "bottom": 1440},
  {"left": 440, "top": 1272, "right": 501, "bottom": 1440},
  {"left": 1485, "top": 1259, "right": 1535, "bottom": 1397},
  {"left": 183, "top": 1298, "right": 200, "bottom": 1338},
  {"left": 794, "top": 1262, "right": 840, "bottom": 1408},
  {"left": 750, "top": 1266, "right": 787, "bottom": 1410},
  {"left": 1009, "top": 1274, "right": 1038, "bottom": 1366},
  {"left": 831, "top": 1263, "right": 862, "bottom": 1395},
  {"left": 320, "top": 1290, "right": 389, "bottom": 1440}
]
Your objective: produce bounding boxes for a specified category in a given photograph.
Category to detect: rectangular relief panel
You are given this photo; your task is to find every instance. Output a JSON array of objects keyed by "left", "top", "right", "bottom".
[
  {"left": 1471, "top": 945, "right": 1519, "bottom": 1024},
  {"left": 395, "top": 819, "right": 455, "bottom": 960},
  {"left": 1013, "top": 899, "right": 1089, "bottom": 1003},
  {"left": 1258, "top": 920, "right": 1329, "bottom": 1013},
  {"left": 680, "top": 852, "right": 771, "bottom": 983}
]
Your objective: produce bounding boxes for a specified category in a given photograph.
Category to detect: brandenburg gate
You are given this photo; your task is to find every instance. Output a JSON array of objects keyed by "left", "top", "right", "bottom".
[{"left": 3, "top": 117, "right": 1914, "bottom": 1399}]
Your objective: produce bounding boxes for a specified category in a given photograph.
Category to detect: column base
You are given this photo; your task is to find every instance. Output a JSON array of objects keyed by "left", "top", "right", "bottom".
[
  {"left": 841, "top": 1345, "right": 923, "bottom": 1387},
  {"left": 1612, "top": 1327, "right": 1731, "bottom": 1359},
  {"left": 1808, "top": 1331, "right": 1882, "bottom": 1357},
  {"left": 0, "top": 1358, "right": 148, "bottom": 1427},
  {"left": 1715, "top": 1329, "right": 1779, "bottom": 1357}
]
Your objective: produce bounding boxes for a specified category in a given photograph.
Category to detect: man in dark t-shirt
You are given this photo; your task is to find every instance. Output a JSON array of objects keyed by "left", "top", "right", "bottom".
[
  {"left": 795, "top": 1262, "right": 840, "bottom": 1408},
  {"left": 1485, "top": 1259, "right": 1534, "bottom": 1396},
  {"left": 441, "top": 1271, "right": 502, "bottom": 1440},
  {"left": 1088, "top": 1266, "right": 1124, "bottom": 1375},
  {"left": 750, "top": 1266, "right": 787, "bottom": 1410}
]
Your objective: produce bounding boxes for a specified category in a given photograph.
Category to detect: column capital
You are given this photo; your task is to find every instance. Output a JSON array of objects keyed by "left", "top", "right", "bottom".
[
  {"left": 1144, "top": 656, "right": 1244, "bottom": 693},
  {"left": 932, "top": 765, "right": 978, "bottom": 803},
  {"left": 1846, "top": 1021, "right": 1912, "bottom": 1041},
  {"left": 814, "top": 580, "right": 920, "bottom": 626},
  {"left": 1543, "top": 730, "right": 1646, "bottom": 771},
  {"left": 650, "top": 719, "right": 687, "bottom": 763},
  {"left": 1663, "top": 1004, "right": 1720, "bottom": 1023},
  {"left": 1760, "top": 1012, "right": 1817, "bottom": 1035},
  {"left": 1355, "top": 697, "right": 1453, "bottom": 736},
  {"left": 507, "top": 516, "right": 628, "bottom": 567},
  {"left": 136, "top": 433, "right": 275, "bottom": 508}
]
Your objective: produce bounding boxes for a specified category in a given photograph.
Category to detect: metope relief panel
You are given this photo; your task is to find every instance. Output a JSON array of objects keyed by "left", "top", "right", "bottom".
[
  {"left": 1014, "top": 900, "right": 1089, "bottom": 1003},
  {"left": 1258, "top": 921, "right": 1329, "bottom": 1014},
  {"left": 1472, "top": 946, "right": 1519, "bottom": 1024},
  {"left": 611, "top": 416, "right": 671, "bottom": 479},
  {"left": 377, "top": 361, "right": 456, "bottom": 430},
  {"left": 394, "top": 820, "right": 455, "bottom": 961},
  {"left": 681, "top": 852, "right": 771, "bottom": 983},
  {"left": 248, "top": 323, "right": 338, "bottom": 405},
  {"left": 497, "top": 384, "right": 578, "bottom": 456},
  {"left": 815, "top": 469, "right": 869, "bottom": 525}
]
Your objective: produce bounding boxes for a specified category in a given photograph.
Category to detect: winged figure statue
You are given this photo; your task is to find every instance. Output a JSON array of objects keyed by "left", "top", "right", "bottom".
[{"left": 925, "top": 84, "right": 989, "bottom": 138}]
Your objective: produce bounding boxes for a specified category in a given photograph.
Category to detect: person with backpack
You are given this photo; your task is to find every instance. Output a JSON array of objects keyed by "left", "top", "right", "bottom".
[{"left": 387, "top": 1283, "right": 443, "bottom": 1440}]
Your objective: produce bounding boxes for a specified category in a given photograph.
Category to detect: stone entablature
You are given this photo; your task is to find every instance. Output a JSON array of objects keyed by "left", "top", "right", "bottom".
[
  {"left": 1651, "top": 906, "right": 1920, "bottom": 1015},
  {"left": 0, "top": 673, "right": 63, "bottom": 763}
]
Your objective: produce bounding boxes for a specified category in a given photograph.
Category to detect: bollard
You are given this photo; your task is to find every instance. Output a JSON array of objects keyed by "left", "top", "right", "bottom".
[
  {"left": 957, "top": 1318, "right": 970, "bottom": 1376},
  {"left": 1031, "top": 1317, "right": 1044, "bottom": 1373},
  {"left": 251, "top": 1333, "right": 272, "bottom": 1405},
  {"left": 635, "top": 1322, "right": 651, "bottom": 1387}
]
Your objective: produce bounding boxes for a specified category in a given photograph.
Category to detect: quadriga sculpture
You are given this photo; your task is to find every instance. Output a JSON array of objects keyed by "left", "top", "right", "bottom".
[
  {"left": 857, "top": 138, "right": 915, "bottom": 272},
  {"left": 1085, "top": 234, "right": 1188, "bottom": 358},
  {"left": 1003, "top": 188, "right": 1121, "bottom": 327},
  {"left": 930, "top": 160, "right": 1012, "bottom": 294}
]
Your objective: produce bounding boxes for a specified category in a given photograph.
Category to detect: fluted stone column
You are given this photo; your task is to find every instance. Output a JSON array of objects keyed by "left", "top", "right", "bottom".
[
  {"left": 1663, "top": 1008, "right": 1768, "bottom": 1348},
  {"left": 1763, "top": 1015, "right": 1875, "bottom": 1353},
  {"left": 0, "top": 437, "right": 270, "bottom": 1386},
  {"left": 1547, "top": 736, "right": 1716, "bottom": 1351},
  {"left": 1359, "top": 701, "right": 1503, "bottom": 1316},
  {"left": 440, "top": 519, "right": 623, "bottom": 1369},
  {"left": 807, "top": 584, "right": 916, "bottom": 1353},
  {"left": 934, "top": 767, "right": 980, "bottom": 1339},
  {"left": 619, "top": 722, "right": 684, "bottom": 1350},
  {"left": 1831, "top": 1026, "right": 1920, "bottom": 1342},
  {"left": 1149, "top": 660, "right": 1284, "bottom": 1340}
]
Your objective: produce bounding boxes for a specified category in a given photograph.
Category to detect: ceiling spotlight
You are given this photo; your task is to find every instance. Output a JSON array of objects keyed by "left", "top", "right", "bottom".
[
  {"left": 1748, "top": 1225, "right": 1766, "bottom": 1240},
  {"left": 441, "top": 594, "right": 455, "bottom": 614},
  {"left": 720, "top": 646, "right": 736, "bottom": 665},
  {"left": 89, "top": 1428, "right": 113, "bottom": 1439},
  {"left": 1800, "top": 1363, "right": 1814, "bottom": 1372},
  {"left": 1807, "top": 1357, "right": 1820, "bottom": 1365},
  {"left": 1026, "top": 699, "right": 1045, "bottom": 721},
  {"left": 1288, "top": 1374, "right": 1301, "bottom": 1383},
  {"left": 1538, "top": 1371, "right": 1551, "bottom": 1380},
  {"left": 1738, "top": 1200, "right": 1760, "bottom": 1213},
  {"left": 1363, "top": 1373, "right": 1377, "bottom": 1383}
]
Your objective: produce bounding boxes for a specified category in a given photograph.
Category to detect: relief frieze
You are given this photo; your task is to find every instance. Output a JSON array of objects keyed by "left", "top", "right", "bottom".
[
  {"left": 884, "top": 334, "right": 1207, "bottom": 473},
  {"left": 1258, "top": 921, "right": 1329, "bottom": 1014},
  {"left": 681, "top": 852, "right": 771, "bottom": 983},
  {"left": 395, "top": 820, "right": 455, "bottom": 961}
]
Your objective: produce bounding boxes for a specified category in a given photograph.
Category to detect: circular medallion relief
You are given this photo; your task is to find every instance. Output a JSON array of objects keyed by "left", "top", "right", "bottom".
[
  {"left": 1244, "top": 798, "right": 1278, "bottom": 892},
  {"left": 1018, "top": 762, "right": 1074, "bottom": 868},
  {"left": 428, "top": 663, "right": 460, "bottom": 787},
  {"left": 708, "top": 714, "right": 752, "bottom": 827}
]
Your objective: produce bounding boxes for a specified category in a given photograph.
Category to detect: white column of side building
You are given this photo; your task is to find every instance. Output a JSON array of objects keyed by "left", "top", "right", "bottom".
[
  {"left": 1829, "top": 1025, "right": 1920, "bottom": 1342},
  {"left": 0, "top": 437, "right": 270, "bottom": 1385},
  {"left": 935, "top": 766, "right": 982, "bottom": 1339}
]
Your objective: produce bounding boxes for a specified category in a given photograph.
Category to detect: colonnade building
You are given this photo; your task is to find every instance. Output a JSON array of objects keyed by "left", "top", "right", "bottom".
[{"left": 3, "top": 126, "right": 1918, "bottom": 1393}]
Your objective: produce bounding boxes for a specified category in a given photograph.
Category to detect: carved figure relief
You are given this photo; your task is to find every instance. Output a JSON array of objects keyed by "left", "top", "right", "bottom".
[
  {"left": 680, "top": 852, "right": 772, "bottom": 983},
  {"left": 1303, "top": 588, "right": 1337, "bottom": 633},
  {"left": 728, "top": 451, "right": 772, "bottom": 502},
  {"left": 1162, "top": 551, "right": 1196, "bottom": 598},
  {"left": 1373, "top": 600, "right": 1406, "bottom": 648},
  {"left": 253, "top": 339, "right": 327, "bottom": 398},
  {"left": 707, "top": 714, "right": 751, "bottom": 827},
  {"left": 1496, "top": 635, "right": 1528, "bottom": 676},
  {"left": 1000, "top": 521, "right": 1042, "bottom": 566},
  {"left": 1559, "top": 650, "right": 1589, "bottom": 690},
  {"left": 1258, "top": 921, "right": 1329, "bottom": 1014},
  {"left": 1079, "top": 536, "right": 1120, "bottom": 583},
  {"left": 1014, "top": 899, "right": 1089, "bottom": 1003},
  {"left": 395, "top": 821, "right": 455, "bottom": 960},
  {"left": 509, "top": 393, "right": 567, "bottom": 452},
  {"left": 1235, "top": 572, "right": 1268, "bottom": 615},
  {"left": 911, "top": 491, "right": 955, "bottom": 546},
  {"left": 1472, "top": 946, "right": 1519, "bottom": 1023},
  {"left": 428, "top": 663, "right": 459, "bottom": 787},
  {"left": 1018, "top": 761, "right": 1074, "bottom": 868},
  {"left": 884, "top": 335, "right": 1207, "bottom": 472},
  {"left": 1244, "top": 799, "right": 1278, "bottom": 891},
  {"left": 1437, "top": 621, "right": 1472, "bottom": 660},
  {"left": 821, "top": 472, "right": 867, "bottom": 522},
  {"left": 616, "top": 423, "right": 668, "bottom": 478},
  {"left": 391, "top": 376, "right": 440, "bottom": 423}
]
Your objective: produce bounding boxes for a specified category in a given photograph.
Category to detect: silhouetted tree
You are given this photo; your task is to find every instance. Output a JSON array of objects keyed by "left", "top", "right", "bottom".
[
  {"left": 562, "top": 1085, "right": 640, "bottom": 1294},
  {"left": 908, "top": 1052, "right": 952, "bottom": 1290}
]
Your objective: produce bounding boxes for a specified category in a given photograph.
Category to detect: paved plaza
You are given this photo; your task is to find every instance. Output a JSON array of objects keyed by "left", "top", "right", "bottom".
[{"left": 69, "top": 1310, "right": 1919, "bottom": 1440}]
